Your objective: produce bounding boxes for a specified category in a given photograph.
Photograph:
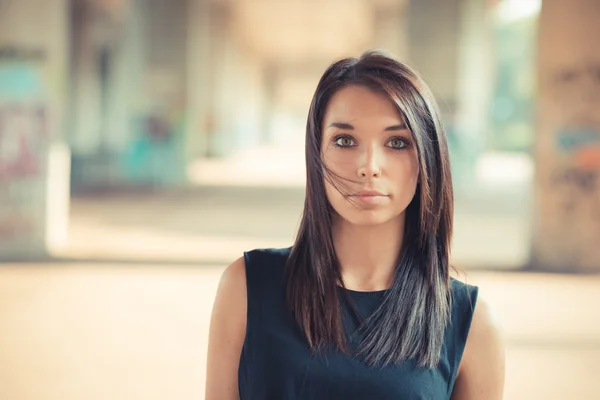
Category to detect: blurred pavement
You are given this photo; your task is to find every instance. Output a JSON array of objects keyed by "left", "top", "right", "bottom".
[
  {"left": 0, "top": 262, "right": 598, "bottom": 400},
  {"left": 56, "top": 145, "right": 534, "bottom": 270},
  {"left": 2, "top": 147, "right": 594, "bottom": 400}
]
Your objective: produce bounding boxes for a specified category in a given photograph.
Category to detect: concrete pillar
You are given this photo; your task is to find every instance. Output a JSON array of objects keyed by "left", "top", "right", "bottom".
[
  {"left": 454, "top": 0, "right": 494, "bottom": 186},
  {"left": 69, "top": 0, "right": 140, "bottom": 187},
  {"left": 372, "top": 1, "right": 408, "bottom": 60},
  {"left": 532, "top": 0, "right": 600, "bottom": 272},
  {"left": 186, "top": 0, "right": 212, "bottom": 160},
  {"left": 69, "top": 0, "right": 103, "bottom": 156},
  {"left": 406, "top": 0, "right": 462, "bottom": 115},
  {"left": 407, "top": 0, "right": 493, "bottom": 188},
  {"left": 204, "top": 2, "right": 267, "bottom": 157},
  {"left": 105, "top": 0, "right": 143, "bottom": 156},
  {"left": 203, "top": 1, "right": 230, "bottom": 158},
  {"left": 0, "top": 0, "right": 70, "bottom": 259},
  {"left": 118, "top": 0, "right": 188, "bottom": 185},
  {"left": 233, "top": 55, "right": 266, "bottom": 149},
  {"left": 209, "top": 12, "right": 240, "bottom": 157}
]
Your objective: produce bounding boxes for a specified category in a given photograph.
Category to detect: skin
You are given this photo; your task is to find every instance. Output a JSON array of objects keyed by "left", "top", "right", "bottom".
[
  {"left": 205, "top": 84, "right": 505, "bottom": 400},
  {"left": 321, "top": 85, "right": 419, "bottom": 292}
]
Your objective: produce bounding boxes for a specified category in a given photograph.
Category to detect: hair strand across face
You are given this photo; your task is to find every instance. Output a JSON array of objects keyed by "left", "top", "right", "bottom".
[{"left": 285, "top": 50, "right": 454, "bottom": 369}]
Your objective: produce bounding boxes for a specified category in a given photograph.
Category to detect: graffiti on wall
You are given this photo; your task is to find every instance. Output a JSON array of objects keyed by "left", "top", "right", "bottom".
[
  {"left": 0, "top": 102, "right": 48, "bottom": 240},
  {"left": 0, "top": 103, "right": 48, "bottom": 241},
  {"left": 552, "top": 127, "right": 600, "bottom": 212},
  {"left": 549, "top": 62, "right": 600, "bottom": 218},
  {"left": 122, "top": 109, "right": 186, "bottom": 185},
  {"left": 0, "top": 52, "right": 48, "bottom": 242},
  {"left": 0, "top": 184, "right": 34, "bottom": 240},
  {"left": 0, "top": 44, "right": 46, "bottom": 62},
  {"left": 0, "top": 104, "right": 48, "bottom": 180},
  {"left": 0, "top": 51, "right": 48, "bottom": 181}
]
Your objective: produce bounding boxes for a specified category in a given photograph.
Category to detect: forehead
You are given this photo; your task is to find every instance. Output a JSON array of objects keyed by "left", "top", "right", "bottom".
[{"left": 323, "top": 85, "right": 403, "bottom": 126}]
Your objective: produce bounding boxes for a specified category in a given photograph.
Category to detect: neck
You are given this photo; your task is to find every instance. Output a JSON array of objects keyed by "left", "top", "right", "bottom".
[{"left": 332, "top": 214, "right": 405, "bottom": 292}]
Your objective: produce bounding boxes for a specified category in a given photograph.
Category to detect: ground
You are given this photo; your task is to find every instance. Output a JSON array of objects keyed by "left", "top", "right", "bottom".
[{"left": 0, "top": 185, "right": 598, "bottom": 399}]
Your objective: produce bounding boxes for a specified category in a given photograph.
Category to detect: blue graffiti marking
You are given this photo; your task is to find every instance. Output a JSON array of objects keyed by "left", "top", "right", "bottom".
[
  {"left": 0, "top": 65, "right": 44, "bottom": 100},
  {"left": 556, "top": 128, "right": 600, "bottom": 151}
]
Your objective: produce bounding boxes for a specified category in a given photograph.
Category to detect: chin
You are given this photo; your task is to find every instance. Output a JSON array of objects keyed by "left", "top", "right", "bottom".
[{"left": 336, "top": 208, "right": 400, "bottom": 227}]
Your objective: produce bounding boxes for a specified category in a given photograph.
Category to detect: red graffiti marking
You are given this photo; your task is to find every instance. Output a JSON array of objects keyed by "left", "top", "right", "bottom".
[
  {"left": 574, "top": 145, "right": 600, "bottom": 170},
  {"left": 0, "top": 214, "right": 33, "bottom": 239},
  {"left": 0, "top": 104, "right": 47, "bottom": 181}
]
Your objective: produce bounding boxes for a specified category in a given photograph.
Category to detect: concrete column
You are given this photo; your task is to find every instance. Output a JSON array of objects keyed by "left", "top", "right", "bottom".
[
  {"left": 209, "top": 14, "right": 240, "bottom": 157},
  {"left": 233, "top": 55, "right": 265, "bottom": 149},
  {"left": 407, "top": 0, "right": 471, "bottom": 183},
  {"left": 69, "top": 0, "right": 138, "bottom": 187},
  {"left": 105, "top": 0, "right": 142, "bottom": 155},
  {"left": 205, "top": 2, "right": 267, "bottom": 157},
  {"left": 407, "top": 0, "right": 494, "bottom": 188},
  {"left": 406, "top": 0, "right": 462, "bottom": 114},
  {"left": 454, "top": 0, "right": 494, "bottom": 185},
  {"left": 118, "top": 0, "right": 188, "bottom": 186},
  {"left": 69, "top": 0, "right": 103, "bottom": 156},
  {"left": 0, "top": 0, "right": 70, "bottom": 259},
  {"left": 532, "top": 0, "right": 600, "bottom": 272},
  {"left": 203, "top": 1, "right": 230, "bottom": 157},
  {"left": 186, "top": 0, "right": 212, "bottom": 160},
  {"left": 372, "top": 1, "right": 408, "bottom": 60}
]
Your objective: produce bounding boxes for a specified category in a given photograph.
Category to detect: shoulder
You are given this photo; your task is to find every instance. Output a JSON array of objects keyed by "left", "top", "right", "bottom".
[
  {"left": 451, "top": 288, "right": 505, "bottom": 399},
  {"left": 463, "top": 294, "right": 504, "bottom": 367},
  {"left": 211, "top": 246, "right": 292, "bottom": 333},
  {"left": 244, "top": 246, "right": 292, "bottom": 265},
  {"left": 205, "top": 256, "right": 248, "bottom": 399},
  {"left": 212, "top": 256, "right": 247, "bottom": 328},
  {"left": 214, "top": 247, "right": 291, "bottom": 304},
  {"left": 449, "top": 277, "right": 478, "bottom": 304},
  {"left": 243, "top": 246, "right": 292, "bottom": 282},
  {"left": 219, "top": 256, "right": 247, "bottom": 292},
  {"left": 448, "top": 278, "right": 479, "bottom": 335},
  {"left": 463, "top": 295, "right": 504, "bottom": 362}
]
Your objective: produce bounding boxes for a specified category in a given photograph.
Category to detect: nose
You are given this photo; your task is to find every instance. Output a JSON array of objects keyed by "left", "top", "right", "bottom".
[{"left": 358, "top": 145, "right": 382, "bottom": 178}]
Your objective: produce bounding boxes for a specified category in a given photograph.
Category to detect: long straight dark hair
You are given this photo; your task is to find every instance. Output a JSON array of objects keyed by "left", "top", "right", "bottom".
[{"left": 284, "top": 50, "right": 454, "bottom": 369}]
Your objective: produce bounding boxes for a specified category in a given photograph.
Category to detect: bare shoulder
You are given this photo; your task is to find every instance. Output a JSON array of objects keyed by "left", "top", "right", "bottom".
[
  {"left": 470, "top": 295, "right": 503, "bottom": 343},
  {"left": 210, "top": 255, "right": 248, "bottom": 339},
  {"left": 217, "top": 256, "right": 247, "bottom": 299},
  {"left": 451, "top": 294, "right": 506, "bottom": 400},
  {"left": 205, "top": 256, "right": 248, "bottom": 400}
]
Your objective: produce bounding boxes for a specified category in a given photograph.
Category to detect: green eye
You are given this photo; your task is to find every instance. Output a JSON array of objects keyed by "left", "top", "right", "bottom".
[
  {"left": 388, "top": 138, "right": 407, "bottom": 149},
  {"left": 334, "top": 137, "right": 355, "bottom": 147}
]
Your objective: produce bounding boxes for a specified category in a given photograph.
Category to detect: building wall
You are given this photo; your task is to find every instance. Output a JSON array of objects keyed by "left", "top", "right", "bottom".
[
  {"left": 533, "top": 0, "right": 600, "bottom": 271},
  {"left": 69, "top": 0, "right": 189, "bottom": 188},
  {"left": 0, "top": 0, "right": 70, "bottom": 258}
]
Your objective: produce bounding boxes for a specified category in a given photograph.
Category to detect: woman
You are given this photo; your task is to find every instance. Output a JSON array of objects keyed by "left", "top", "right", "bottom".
[{"left": 206, "top": 51, "right": 505, "bottom": 399}]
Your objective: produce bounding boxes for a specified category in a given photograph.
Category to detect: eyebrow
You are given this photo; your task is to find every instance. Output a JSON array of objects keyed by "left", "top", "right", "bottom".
[{"left": 327, "top": 122, "right": 407, "bottom": 131}]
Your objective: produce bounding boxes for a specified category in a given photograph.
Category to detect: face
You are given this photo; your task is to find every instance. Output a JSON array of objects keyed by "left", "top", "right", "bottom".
[{"left": 321, "top": 84, "right": 420, "bottom": 227}]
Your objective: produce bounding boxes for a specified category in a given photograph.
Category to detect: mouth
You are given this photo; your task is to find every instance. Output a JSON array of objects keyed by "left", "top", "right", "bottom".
[
  {"left": 350, "top": 190, "right": 388, "bottom": 197},
  {"left": 346, "top": 191, "right": 389, "bottom": 206}
]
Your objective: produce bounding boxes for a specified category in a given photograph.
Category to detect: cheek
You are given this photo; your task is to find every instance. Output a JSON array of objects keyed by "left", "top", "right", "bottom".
[
  {"left": 407, "top": 150, "right": 420, "bottom": 180},
  {"left": 389, "top": 157, "right": 420, "bottom": 201},
  {"left": 393, "top": 154, "right": 419, "bottom": 179},
  {"left": 322, "top": 148, "right": 356, "bottom": 176},
  {"left": 324, "top": 176, "right": 345, "bottom": 204}
]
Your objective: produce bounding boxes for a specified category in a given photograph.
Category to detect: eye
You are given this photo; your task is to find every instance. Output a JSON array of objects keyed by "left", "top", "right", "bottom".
[
  {"left": 333, "top": 136, "right": 356, "bottom": 147},
  {"left": 387, "top": 137, "right": 408, "bottom": 150}
]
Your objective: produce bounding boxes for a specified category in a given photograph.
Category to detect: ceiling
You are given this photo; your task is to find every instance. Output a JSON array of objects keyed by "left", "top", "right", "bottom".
[{"left": 230, "top": 0, "right": 405, "bottom": 63}]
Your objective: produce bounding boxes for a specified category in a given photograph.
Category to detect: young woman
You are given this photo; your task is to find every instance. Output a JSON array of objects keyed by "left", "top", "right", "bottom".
[{"left": 206, "top": 51, "right": 505, "bottom": 399}]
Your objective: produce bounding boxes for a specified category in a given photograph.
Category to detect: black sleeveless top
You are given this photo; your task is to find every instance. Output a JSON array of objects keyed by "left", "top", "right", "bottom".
[{"left": 238, "top": 247, "right": 478, "bottom": 400}]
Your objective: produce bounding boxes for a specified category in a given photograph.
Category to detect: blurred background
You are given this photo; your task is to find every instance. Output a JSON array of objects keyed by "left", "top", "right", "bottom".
[{"left": 1, "top": 0, "right": 599, "bottom": 399}]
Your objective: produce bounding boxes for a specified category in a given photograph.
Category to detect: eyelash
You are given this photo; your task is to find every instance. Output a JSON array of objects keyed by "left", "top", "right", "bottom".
[{"left": 332, "top": 135, "right": 409, "bottom": 151}]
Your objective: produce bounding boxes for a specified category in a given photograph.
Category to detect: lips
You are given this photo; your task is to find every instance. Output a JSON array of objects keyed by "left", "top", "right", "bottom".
[
  {"left": 347, "top": 190, "right": 389, "bottom": 206},
  {"left": 351, "top": 190, "right": 387, "bottom": 197}
]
